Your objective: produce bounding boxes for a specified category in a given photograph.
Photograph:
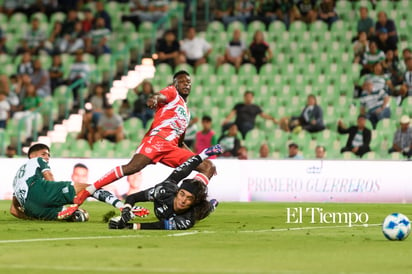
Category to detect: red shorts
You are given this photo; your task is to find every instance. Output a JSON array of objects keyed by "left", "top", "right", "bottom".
[{"left": 136, "top": 135, "right": 195, "bottom": 168}]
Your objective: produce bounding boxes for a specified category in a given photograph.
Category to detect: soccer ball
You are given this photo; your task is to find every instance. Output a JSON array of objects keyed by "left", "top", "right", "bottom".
[
  {"left": 382, "top": 213, "right": 411, "bottom": 241},
  {"left": 70, "top": 208, "right": 90, "bottom": 222}
]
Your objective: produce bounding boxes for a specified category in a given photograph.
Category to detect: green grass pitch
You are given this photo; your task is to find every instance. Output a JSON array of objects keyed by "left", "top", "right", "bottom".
[{"left": 0, "top": 200, "right": 411, "bottom": 274}]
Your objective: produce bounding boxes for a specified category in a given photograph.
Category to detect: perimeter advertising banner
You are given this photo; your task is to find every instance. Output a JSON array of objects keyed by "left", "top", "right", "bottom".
[{"left": 1, "top": 158, "right": 411, "bottom": 203}]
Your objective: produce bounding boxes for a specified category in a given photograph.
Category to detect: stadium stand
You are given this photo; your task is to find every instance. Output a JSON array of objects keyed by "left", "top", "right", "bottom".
[{"left": 0, "top": 0, "right": 410, "bottom": 160}]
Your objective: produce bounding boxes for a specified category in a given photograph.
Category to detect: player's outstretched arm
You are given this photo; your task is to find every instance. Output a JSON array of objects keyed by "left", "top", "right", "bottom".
[{"left": 146, "top": 93, "right": 167, "bottom": 109}]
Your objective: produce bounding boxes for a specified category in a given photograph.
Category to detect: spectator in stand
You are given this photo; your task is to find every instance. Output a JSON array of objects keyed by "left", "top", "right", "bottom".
[
  {"left": 375, "top": 11, "right": 398, "bottom": 53},
  {"left": 46, "top": 20, "right": 64, "bottom": 54},
  {"left": 218, "top": 123, "right": 241, "bottom": 158},
  {"left": 295, "top": 0, "right": 318, "bottom": 24},
  {"left": 360, "top": 63, "right": 394, "bottom": 100},
  {"left": 353, "top": 31, "right": 369, "bottom": 64},
  {"left": 0, "top": 91, "right": 10, "bottom": 129},
  {"left": 18, "top": 74, "right": 36, "bottom": 103},
  {"left": 155, "top": 30, "right": 182, "bottom": 68},
  {"left": 224, "top": 0, "right": 254, "bottom": 27},
  {"left": 382, "top": 49, "right": 401, "bottom": 86},
  {"left": 59, "top": 21, "right": 86, "bottom": 54},
  {"left": 67, "top": 50, "right": 90, "bottom": 106},
  {"left": 82, "top": 8, "right": 94, "bottom": 33},
  {"left": 246, "top": 30, "right": 272, "bottom": 72},
  {"left": 0, "top": 26, "right": 7, "bottom": 54},
  {"left": 16, "top": 51, "right": 34, "bottom": 77},
  {"left": 87, "top": 83, "right": 109, "bottom": 129},
  {"left": 397, "top": 48, "right": 411, "bottom": 78},
  {"left": 5, "top": 145, "right": 17, "bottom": 158},
  {"left": 359, "top": 80, "right": 390, "bottom": 129},
  {"left": 216, "top": 29, "right": 246, "bottom": 71},
  {"left": 95, "top": 104, "right": 125, "bottom": 144},
  {"left": 222, "top": 91, "right": 277, "bottom": 139},
  {"left": 399, "top": 57, "right": 412, "bottom": 102},
  {"left": 249, "top": 0, "right": 278, "bottom": 28},
  {"left": 13, "top": 84, "right": 42, "bottom": 141},
  {"left": 317, "top": 0, "right": 338, "bottom": 28},
  {"left": 237, "top": 146, "right": 248, "bottom": 160},
  {"left": 279, "top": 94, "right": 325, "bottom": 133},
  {"left": 361, "top": 40, "right": 385, "bottom": 76},
  {"left": 30, "top": 59, "right": 51, "bottom": 98},
  {"left": 180, "top": 26, "right": 212, "bottom": 69},
  {"left": 85, "top": 17, "right": 111, "bottom": 57},
  {"left": 259, "top": 143, "right": 270, "bottom": 158},
  {"left": 184, "top": 112, "right": 199, "bottom": 149},
  {"left": 286, "top": 143, "right": 303, "bottom": 159},
  {"left": 357, "top": 6, "right": 374, "bottom": 39},
  {"left": 315, "top": 145, "right": 326, "bottom": 159},
  {"left": 25, "top": 17, "right": 47, "bottom": 55},
  {"left": 388, "top": 115, "right": 412, "bottom": 158},
  {"left": 61, "top": 9, "right": 79, "bottom": 36},
  {"left": 276, "top": 0, "right": 300, "bottom": 27},
  {"left": 212, "top": 1, "right": 235, "bottom": 26},
  {"left": 375, "top": 28, "right": 397, "bottom": 54},
  {"left": 194, "top": 115, "right": 217, "bottom": 157},
  {"left": 118, "top": 99, "right": 132, "bottom": 120},
  {"left": 78, "top": 107, "right": 95, "bottom": 147},
  {"left": 4, "top": 75, "right": 20, "bottom": 115},
  {"left": 123, "top": 0, "right": 169, "bottom": 28},
  {"left": 131, "top": 80, "right": 155, "bottom": 128},
  {"left": 95, "top": 1, "right": 112, "bottom": 31},
  {"left": 338, "top": 115, "right": 371, "bottom": 158},
  {"left": 49, "top": 54, "right": 64, "bottom": 93}
]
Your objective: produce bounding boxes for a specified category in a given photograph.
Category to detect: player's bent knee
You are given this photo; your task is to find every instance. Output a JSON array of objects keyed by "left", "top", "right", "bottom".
[{"left": 123, "top": 153, "right": 152, "bottom": 176}]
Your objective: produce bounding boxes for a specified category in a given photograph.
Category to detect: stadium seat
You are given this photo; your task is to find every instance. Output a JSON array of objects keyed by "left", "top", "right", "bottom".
[
  {"left": 354, "top": 0, "right": 373, "bottom": 10},
  {"left": 248, "top": 20, "right": 266, "bottom": 33},
  {"left": 374, "top": 0, "right": 394, "bottom": 12},
  {"left": 174, "top": 63, "right": 193, "bottom": 75},
  {"left": 50, "top": 12, "right": 66, "bottom": 25},
  {"left": 206, "top": 21, "right": 225, "bottom": 36},
  {"left": 227, "top": 20, "right": 245, "bottom": 33}
]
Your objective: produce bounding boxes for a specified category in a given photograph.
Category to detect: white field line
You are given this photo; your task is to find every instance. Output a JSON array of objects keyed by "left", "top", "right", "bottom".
[
  {"left": 239, "top": 223, "right": 382, "bottom": 233},
  {"left": 0, "top": 224, "right": 381, "bottom": 244}
]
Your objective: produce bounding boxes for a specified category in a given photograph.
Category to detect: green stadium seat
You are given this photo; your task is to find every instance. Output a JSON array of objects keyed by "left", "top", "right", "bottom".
[
  {"left": 30, "top": 12, "right": 48, "bottom": 23},
  {"left": 50, "top": 12, "right": 66, "bottom": 25},
  {"left": 374, "top": 0, "right": 394, "bottom": 12},
  {"left": 309, "top": 21, "right": 328, "bottom": 33},
  {"left": 227, "top": 20, "right": 245, "bottom": 33},
  {"left": 174, "top": 63, "right": 193, "bottom": 75},
  {"left": 354, "top": 0, "right": 373, "bottom": 10},
  {"left": 247, "top": 20, "right": 266, "bottom": 33},
  {"left": 206, "top": 21, "right": 225, "bottom": 36}
]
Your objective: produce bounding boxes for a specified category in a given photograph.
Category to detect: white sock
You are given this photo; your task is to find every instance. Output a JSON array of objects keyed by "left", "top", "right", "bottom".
[{"left": 92, "top": 189, "right": 122, "bottom": 208}]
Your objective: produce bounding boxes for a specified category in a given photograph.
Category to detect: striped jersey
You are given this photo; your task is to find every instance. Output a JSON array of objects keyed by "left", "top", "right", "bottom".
[
  {"left": 146, "top": 86, "right": 190, "bottom": 145},
  {"left": 362, "top": 73, "right": 389, "bottom": 92},
  {"left": 363, "top": 50, "right": 385, "bottom": 65},
  {"left": 13, "top": 157, "right": 50, "bottom": 207},
  {"left": 403, "top": 70, "right": 412, "bottom": 94},
  {"left": 360, "top": 89, "right": 387, "bottom": 112}
]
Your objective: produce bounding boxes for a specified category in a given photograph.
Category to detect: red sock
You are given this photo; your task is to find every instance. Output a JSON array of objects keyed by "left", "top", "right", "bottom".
[{"left": 93, "top": 166, "right": 124, "bottom": 189}]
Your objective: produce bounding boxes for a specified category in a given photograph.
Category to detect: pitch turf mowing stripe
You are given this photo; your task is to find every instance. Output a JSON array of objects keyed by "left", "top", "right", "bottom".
[{"left": 0, "top": 224, "right": 381, "bottom": 244}]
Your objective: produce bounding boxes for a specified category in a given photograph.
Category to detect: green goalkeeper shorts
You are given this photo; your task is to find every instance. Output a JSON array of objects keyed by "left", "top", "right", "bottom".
[{"left": 23, "top": 180, "right": 76, "bottom": 220}]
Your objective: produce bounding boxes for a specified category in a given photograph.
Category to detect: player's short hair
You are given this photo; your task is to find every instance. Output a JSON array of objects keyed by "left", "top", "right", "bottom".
[
  {"left": 28, "top": 143, "right": 50, "bottom": 158},
  {"left": 202, "top": 115, "right": 212, "bottom": 122},
  {"left": 173, "top": 70, "right": 190, "bottom": 82},
  {"left": 74, "top": 163, "right": 88, "bottom": 170}
]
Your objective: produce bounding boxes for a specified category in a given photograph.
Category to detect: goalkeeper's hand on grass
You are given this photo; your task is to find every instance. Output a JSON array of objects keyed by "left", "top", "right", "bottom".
[
  {"left": 120, "top": 205, "right": 134, "bottom": 224},
  {"left": 108, "top": 216, "right": 134, "bottom": 229}
]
